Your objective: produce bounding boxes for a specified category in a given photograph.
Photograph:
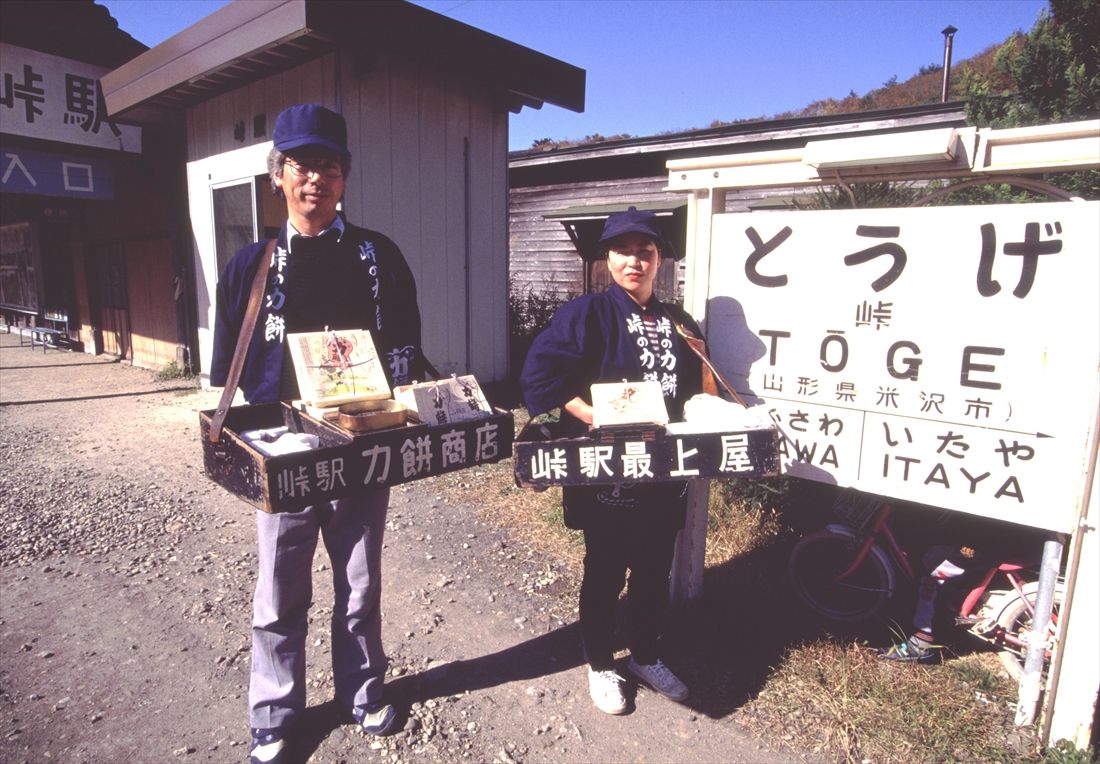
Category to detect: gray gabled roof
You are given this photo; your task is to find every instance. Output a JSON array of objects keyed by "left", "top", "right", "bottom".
[
  {"left": 509, "top": 102, "right": 969, "bottom": 167},
  {"left": 102, "top": 0, "right": 585, "bottom": 124}
]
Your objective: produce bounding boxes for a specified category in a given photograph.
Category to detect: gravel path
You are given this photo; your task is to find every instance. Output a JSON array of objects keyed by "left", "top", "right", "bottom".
[{"left": 0, "top": 331, "right": 819, "bottom": 764}]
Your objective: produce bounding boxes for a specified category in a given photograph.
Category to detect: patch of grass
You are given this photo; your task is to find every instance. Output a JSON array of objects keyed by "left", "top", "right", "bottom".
[
  {"left": 945, "top": 654, "right": 1005, "bottom": 695},
  {"left": 745, "top": 643, "right": 1034, "bottom": 763},
  {"left": 465, "top": 409, "right": 584, "bottom": 566},
  {"left": 154, "top": 361, "right": 195, "bottom": 381},
  {"left": 705, "top": 477, "right": 792, "bottom": 564}
]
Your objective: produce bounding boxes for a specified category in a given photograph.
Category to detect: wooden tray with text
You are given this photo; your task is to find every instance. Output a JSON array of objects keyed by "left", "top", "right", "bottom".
[{"left": 513, "top": 419, "right": 779, "bottom": 488}]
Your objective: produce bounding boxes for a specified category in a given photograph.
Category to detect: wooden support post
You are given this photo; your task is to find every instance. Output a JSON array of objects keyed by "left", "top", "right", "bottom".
[
  {"left": 1043, "top": 404, "right": 1100, "bottom": 749},
  {"left": 671, "top": 479, "right": 709, "bottom": 603},
  {"left": 669, "top": 183, "right": 726, "bottom": 602}
]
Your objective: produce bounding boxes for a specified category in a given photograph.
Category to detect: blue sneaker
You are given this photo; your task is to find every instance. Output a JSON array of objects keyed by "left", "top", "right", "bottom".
[
  {"left": 352, "top": 702, "right": 398, "bottom": 736},
  {"left": 249, "top": 728, "right": 288, "bottom": 764},
  {"left": 880, "top": 636, "right": 939, "bottom": 664}
]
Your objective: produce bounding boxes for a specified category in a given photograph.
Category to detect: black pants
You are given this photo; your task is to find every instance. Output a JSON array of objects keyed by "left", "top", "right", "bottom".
[{"left": 579, "top": 521, "right": 678, "bottom": 671}]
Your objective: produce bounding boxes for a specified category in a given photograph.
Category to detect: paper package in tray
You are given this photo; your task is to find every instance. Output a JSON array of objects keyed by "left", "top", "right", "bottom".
[
  {"left": 286, "top": 328, "right": 391, "bottom": 408},
  {"left": 394, "top": 375, "right": 493, "bottom": 426}
]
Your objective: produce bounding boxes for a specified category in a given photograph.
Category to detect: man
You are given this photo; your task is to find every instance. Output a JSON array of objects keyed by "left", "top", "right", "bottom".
[{"left": 210, "top": 103, "right": 423, "bottom": 764}]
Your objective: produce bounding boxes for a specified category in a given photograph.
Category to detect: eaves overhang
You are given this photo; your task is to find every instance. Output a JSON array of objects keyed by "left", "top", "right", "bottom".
[
  {"left": 509, "top": 102, "right": 968, "bottom": 169},
  {"left": 545, "top": 202, "right": 688, "bottom": 262},
  {"left": 102, "top": 0, "right": 585, "bottom": 125}
]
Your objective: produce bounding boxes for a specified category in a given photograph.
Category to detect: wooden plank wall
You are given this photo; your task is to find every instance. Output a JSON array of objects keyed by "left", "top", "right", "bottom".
[
  {"left": 344, "top": 56, "right": 509, "bottom": 382},
  {"left": 508, "top": 176, "right": 686, "bottom": 301},
  {"left": 508, "top": 174, "right": 810, "bottom": 301},
  {"left": 184, "top": 50, "right": 510, "bottom": 383},
  {"left": 185, "top": 54, "right": 340, "bottom": 161},
  {"left": 126, "top": 238, "right": 178, "bottom": 369}
]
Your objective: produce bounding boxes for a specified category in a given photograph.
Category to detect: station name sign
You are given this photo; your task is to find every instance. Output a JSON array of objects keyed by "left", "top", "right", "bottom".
[
  {"left": 708, "top": 202, "right": 1100, "bottom": 533},
  {"left": 1, "top": 43, "right": 141, "bottom": 153}
]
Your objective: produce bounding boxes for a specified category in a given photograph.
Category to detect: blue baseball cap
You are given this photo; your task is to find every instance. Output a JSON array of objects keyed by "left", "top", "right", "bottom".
[
  {"left": 598, "top": 206, "right": 668, "bottom": 254},
  {"left": 273, "top": 104, "right": 350, "bottom": 157}
]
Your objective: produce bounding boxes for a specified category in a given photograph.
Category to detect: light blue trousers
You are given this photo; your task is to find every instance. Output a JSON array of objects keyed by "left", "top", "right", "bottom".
[{"left": 248, "top": 490, "right": 390, "bottom": 730}]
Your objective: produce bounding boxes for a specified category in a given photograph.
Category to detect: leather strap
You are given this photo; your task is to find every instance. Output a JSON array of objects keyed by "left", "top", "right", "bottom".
[
  {"left": 674, "top": 321, "right": 748, "bottom": 408},
  {"left": 208, "top": 239, "right": 276, "bottom": 443}
]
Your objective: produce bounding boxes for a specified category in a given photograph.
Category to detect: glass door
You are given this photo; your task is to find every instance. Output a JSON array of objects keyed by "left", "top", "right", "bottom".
[{"left": 186, "top": 142, "right": 286, "bottom": 383}]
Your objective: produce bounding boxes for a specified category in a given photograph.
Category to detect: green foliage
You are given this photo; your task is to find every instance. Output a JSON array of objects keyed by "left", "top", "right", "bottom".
[
  {"left": 154, "top": 360, "right": 194, "bottom": 381},
  {"left": 712, "top": 476, "right": 789, "bottom": 515},
  {"left": 923, "top": 179, "right": 1048, "bottom": 206},
  {"left": 705, "top": 477, "right": 793, "bottom": 563},
  {"left": 963, "top": 0, "right": 1099, "bottom": 126},
  {"left": 798, "top": 0, "right": 1100, "bottom": 210},
  {"left": 961, "top": 0, "right": 1100, "bottom": 199},
  {"left": 508, "top": 279, "right": 577, "bottom": 374},
  {"left": 794, "top": 180, "right": 921, "bottom": 210},
  {"left": 944, "top": 657, "right": 1004, "bottom": 694},
  {"left": 1036, "top": 740, "right": 1099, "bottom": 764},
  {"left": 508, "top": 280, "right": 575, "bottom": 341}
]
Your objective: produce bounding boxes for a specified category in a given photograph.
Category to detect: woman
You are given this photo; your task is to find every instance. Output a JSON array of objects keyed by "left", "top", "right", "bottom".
[{"left": 520, "top": 207, "right": 705, "bottom": 715}]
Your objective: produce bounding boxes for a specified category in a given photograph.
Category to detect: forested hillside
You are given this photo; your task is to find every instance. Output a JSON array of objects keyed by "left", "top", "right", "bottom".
[{"left": 530, "top": 0, "right": 1097, "bottom": 151}]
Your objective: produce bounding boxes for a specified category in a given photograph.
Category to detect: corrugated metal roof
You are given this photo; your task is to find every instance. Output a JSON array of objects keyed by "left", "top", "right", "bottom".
[
  {"left": 102, "top": 0, "right": 585, "bottom": 124},
  {"left": 509, "top": 102, "right": 968, "bottom": 168}
]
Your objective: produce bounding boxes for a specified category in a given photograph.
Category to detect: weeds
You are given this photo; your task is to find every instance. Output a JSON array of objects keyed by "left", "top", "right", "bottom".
[
  {"left": 154, "top": 360, "right": 194, "bottom": 382},
  {"left": 1039, "top": 740, "right": 1099, "bottom": 764},
  {"left": 746, "top": 643, "right": 1034, "bottom": 763},
  {"left": 508, "top": 281, "right": 574, "bottom": 340},
  {"left": 508, "top": 280, "right": 576, "bottom": 375},
  {"left": 705, "top": 477, "right": 791, "bottom": 564}
]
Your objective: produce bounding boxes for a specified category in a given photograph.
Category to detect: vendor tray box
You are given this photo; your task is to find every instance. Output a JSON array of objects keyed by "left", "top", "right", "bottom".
[
  {"left": 513, "top": 420, "right": 779, "bottom": 488},
  {"left": 201, "top": 402, "right": 514, "bottom": 512}
]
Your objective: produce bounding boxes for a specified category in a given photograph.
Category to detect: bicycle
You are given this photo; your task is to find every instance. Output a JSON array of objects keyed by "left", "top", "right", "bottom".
[{"left": 786, "top": 488, "right": 1063, "bottom": 679}]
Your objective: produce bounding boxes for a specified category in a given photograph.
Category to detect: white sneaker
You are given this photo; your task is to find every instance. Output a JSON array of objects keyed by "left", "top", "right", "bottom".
[
  {"left": 627, "top": 657, "right": 689, "bottom": 701},
  {"left": 587, "top": 667, "right": 628, "bottom": 715}
]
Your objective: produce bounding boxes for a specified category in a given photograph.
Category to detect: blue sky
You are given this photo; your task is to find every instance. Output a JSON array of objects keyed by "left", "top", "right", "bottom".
[{"left": 97, "top": 0, "right": 1048, "bottom": 150}]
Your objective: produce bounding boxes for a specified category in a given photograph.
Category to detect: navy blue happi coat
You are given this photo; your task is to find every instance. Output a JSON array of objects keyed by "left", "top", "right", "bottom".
[{"left": 520, "top": 283, "right": 706, "bottom": 529}]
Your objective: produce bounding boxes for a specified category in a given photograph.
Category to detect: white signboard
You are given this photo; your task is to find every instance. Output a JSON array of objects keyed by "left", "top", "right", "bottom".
[
  {"left": 0, "top": 43, "right": 141, "bottom": 153},
  {"left": 709, "top": 202, "right": 1100, "bottom": 533}
]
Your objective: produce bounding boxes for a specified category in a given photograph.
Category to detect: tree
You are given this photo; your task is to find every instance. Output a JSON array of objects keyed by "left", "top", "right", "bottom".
[
  {"left": 962, "top": 0, "right": 1099, "bottom": 198},
  {"left": 967, "top": 0, "right": 1099, "bottom": 127}
]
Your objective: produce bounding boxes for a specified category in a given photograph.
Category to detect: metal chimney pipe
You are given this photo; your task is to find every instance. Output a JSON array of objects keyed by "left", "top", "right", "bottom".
[{"left": 941, "top": 25, "right": 958, "bottom": 102}]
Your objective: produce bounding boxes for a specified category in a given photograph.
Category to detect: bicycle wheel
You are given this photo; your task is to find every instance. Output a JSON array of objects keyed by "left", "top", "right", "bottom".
[
  {"left": 994, "top": 582, "right": 1064, "bottom": 682},
  {"left": 788, "top": 528, "right": 894, "bottom": 621}
]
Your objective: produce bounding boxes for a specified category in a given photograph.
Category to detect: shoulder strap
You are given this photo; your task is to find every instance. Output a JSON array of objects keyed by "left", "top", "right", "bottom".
[
  {"left": 673, "top": 321, "right": 748, "bottom": 408},
  {"left": 420, "top": 355, "right": 442, "bottom": 381},
  {"left": 208, "top": 239, "right": 276, "bottom": 443}
]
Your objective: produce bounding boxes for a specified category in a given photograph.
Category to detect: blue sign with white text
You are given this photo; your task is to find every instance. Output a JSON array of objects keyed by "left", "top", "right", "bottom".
[{"left": 0, "top": 144, "right": 113, "bottom": 199}]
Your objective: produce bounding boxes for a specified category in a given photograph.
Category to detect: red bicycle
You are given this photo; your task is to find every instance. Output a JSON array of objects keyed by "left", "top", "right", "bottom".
[{"left": 787, "top": 489, "right": 1063, "bottom": 679}]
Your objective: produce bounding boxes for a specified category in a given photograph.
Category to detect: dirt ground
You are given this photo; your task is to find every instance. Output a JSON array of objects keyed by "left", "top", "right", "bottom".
[{"left": 0, "top": 331, "right": 824, "bottom": 764}]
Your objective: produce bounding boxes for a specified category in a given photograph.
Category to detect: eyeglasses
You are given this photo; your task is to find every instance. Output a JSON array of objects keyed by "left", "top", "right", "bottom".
[{"left": 284, "top": 160, "right": 343, "bottom": 180}]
